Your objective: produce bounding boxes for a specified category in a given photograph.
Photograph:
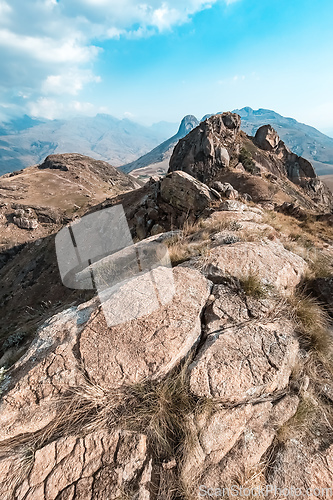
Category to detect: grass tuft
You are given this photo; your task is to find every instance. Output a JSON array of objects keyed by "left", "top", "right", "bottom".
[
  {"left": 239, "top": 271, "right": 271, "bottom": 299},
  {"left": 288, "top": 292, "right": 332, "bottom": 353}
]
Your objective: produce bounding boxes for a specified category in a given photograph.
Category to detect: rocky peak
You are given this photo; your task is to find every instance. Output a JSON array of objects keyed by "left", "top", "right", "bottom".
[
  {"left": 169, "top": 112, "right": 241, "bottom": 183},
  {"left": 176, "top": 114, "right": 199, "bottom": 137}
]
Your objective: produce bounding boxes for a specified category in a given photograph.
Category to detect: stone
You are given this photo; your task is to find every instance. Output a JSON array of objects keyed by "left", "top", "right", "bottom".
[
  {"left": 0, "top": 267, "right": 211, "bottom": 444},
  {"left": 220, "top": 200, "right": 245, "bottom": 211},
  {"left": 150, "top": 223, "right": 165, "bottom": 236},
  {"left": 160, "top": 170, "right": 214, "bottom": 213},
  {"left": 0, "top": 429, "right": 151, "bottom": 500},
  {"left": 255, "top": 125, "right": 280, "bottom": 151},
  {"left": 190, "top": 317, "right": 298, "bottom": 402},
  {"left": 12, "top": 217, "right": 38, "bottom": 230}
]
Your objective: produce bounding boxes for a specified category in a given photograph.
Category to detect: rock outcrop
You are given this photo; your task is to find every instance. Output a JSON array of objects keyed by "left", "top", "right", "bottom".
[
  {"left": 120, "top": 115, "right": 200, "bottom": 175},
  {"left": 167, "top": 114, "right": 333, "bottom": 211},
  {"left": 169, "top": 113, "right": 241, "bottom": 183},
  {"left": 160, "top": 171, "right": 216, "bottom": 213}
]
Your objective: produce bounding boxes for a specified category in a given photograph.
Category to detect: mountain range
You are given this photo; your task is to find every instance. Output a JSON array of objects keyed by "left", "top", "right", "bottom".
[
  {"left": 121, "top": 108, "right": 333, "bottom": 178},
  {"left": 0, "top": 114, "right": 177, "bottom": 176},
  {"left": 1, "top": 108, "right": 333, "bottom": 179},
  {"left": 1, "top": 113, "right": 333, "bottom": 497}
]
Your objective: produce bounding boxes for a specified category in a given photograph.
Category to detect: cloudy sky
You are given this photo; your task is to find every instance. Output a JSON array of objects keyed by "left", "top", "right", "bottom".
[{"left": 0, "top": 0, "right": 333, "bottom": 134}]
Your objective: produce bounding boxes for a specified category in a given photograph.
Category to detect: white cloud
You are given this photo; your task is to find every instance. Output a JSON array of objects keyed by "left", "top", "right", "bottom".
[
  {"left": 0, "top": 0, "right": 240, "bottom": 121},
  {"left": 0, "top": 0, "right": 11, "bottom": 18},
  {"left": 42, "top": 71, "right": 101, "bottom": 96},
  {"left": 0, "top": 29, "right": 99, "bottom": 64},
  {"left": 28, "top": 97, "right": 106, "bottom": 119}
]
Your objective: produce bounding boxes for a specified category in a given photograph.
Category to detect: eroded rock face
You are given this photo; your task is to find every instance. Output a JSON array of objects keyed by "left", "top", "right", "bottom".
[
  {"left": 255, "top": 125, "right": 280, "bottom": 152},
  {"left": 181, "top": 279, "right": 300, "bottom": 490},
  {"left": 266, "top": 440, "right": 333, "bottom": 499},
  {"left": 0, "top": 267, "right": 211, "bottom": 443},
  {"left": 190, "top": 281, "right": 299, "bottom": 402},
  {"left": 79, "top": 266, "right": 211, "bottom": 388},
  {"left": 183, "top": 395, "right": 299, "bottom": 491},
  {"left": 0, "top": 429, "right": 152, "bottom": 500},
  {"left": 169, "top": 113, "right": 241, "bottom": 183}
]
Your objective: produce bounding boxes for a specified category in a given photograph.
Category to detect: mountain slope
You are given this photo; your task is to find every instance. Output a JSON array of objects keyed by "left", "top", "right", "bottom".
[
  {"left": 119, "top": 115, "right": 199, "bottom": 175},
  {"left": 234, "top": 107, "right": 333, "bottom": 175},
  {"left": 0, "top": 153, "right": 141, "bottom": 365},
  {"left": 0, "top": 115, "right": 176, "bottom": 176}
]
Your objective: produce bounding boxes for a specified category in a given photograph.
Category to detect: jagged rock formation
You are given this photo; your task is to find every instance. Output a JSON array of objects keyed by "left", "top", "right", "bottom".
[
  {"left": 234, "top": 106, "right": 333, "bottom": 175},
  {"left": 1, "top": 199, "right": 333, "bottom": 497},
  {"left": 169, "top": 112, "right": 240, "bottom": 183},
  {"left": 168, "top": 113, "right": 333, "bottom": 211},
  {"left": 120, "top": 115, "right": 199, "bottom": 175}
]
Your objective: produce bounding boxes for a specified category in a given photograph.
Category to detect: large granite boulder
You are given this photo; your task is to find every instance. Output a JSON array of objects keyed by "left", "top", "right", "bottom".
[{"left": 160, "top": 170, "right": 216, "bottom": 213}]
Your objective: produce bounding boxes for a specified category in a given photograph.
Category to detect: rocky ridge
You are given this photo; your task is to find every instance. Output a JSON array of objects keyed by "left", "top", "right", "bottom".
[{"left": 1, "top": 114, "right": 333, "bottom": 498}]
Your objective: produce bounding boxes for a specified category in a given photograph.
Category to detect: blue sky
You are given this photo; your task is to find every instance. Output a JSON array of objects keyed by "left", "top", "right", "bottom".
[{"left": 0, "top": 0, "right": 333, "bottom": 134}]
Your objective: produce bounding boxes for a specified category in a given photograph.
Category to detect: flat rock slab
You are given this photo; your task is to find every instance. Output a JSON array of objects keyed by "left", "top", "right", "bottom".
[
  {"left": 0, "top": 267, "right": 211, "bottom": 442},
  {"left": 205, "top": 239, "right": 307, "bottom": 292},
  {"left": 79, "top": 266, "right": 211, "bottom": 387},
  {"left": 0, "top": 429, "right": 152, "bottom": 500},
  {"left": 190, "top": 318, "right": 298, "bottom": 403}
]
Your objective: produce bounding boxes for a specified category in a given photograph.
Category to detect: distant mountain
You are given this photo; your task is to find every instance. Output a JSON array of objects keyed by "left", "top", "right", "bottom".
[
  {"left": 119, "top": 115, "right": 200, "bottom": 175},
  {"left": 126, "top": 108, "right": 333, "bottom": 179},
  {"left": 0, "top": 114, "right": 175, "bottom": 176},
  {"left": 233, "top": 107, "right": 333, "bottom": 175}
]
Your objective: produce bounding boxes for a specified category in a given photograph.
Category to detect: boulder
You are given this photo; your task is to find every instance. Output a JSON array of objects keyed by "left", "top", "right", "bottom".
[
  {"left": 181, "top": 279, "right": 300, "bottom": 489},
  {"left": 13, "top": 216, "right": 38, "bottom": 230},
  {"left": 220, "top": 200, "right": 245, "bottom": 211},
  {"left": 160, "top": 170, "right": 215, "bottom": 213},
  {"left": 0, "top": 267, "right": 211, "bottom": 442},
  {"left": 255, "top": 124, "right": 280, "bottom": 151}
]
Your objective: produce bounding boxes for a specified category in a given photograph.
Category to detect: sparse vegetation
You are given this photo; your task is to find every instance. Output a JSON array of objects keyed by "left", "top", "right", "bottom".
[{"left": 239, "top": 147, "right": 260, "bottom": 175}]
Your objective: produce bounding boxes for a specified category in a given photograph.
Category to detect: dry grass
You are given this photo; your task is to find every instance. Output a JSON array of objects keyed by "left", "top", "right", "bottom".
[
  {"left": 239, "top": 270, "right": 271, "bottom": 299},
  {"left": 288, "top": 292, "right": 332, "bottom": 353},
  {"left": 0, "top": 359, "right": 211, "bottom": 499},
  {"left": 276, "top": 289, "right": 333, "bottom": 444},
  {"left": 165, "top": 216, "right": 244, "bottom": 266}
]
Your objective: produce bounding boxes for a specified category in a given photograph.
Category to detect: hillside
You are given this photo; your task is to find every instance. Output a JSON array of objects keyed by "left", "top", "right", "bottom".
[
  {"left": 120, "top": 115, "right": 199, "bottom": 175},
  {"left": 0, "top": 153, "right": 141, "bottom": 355},
  {"left": 1, "top": 114, "right": 333, "bottom": 498},
  {"left": 0, "top": 114, "right": 177, "bottom": 176}
]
